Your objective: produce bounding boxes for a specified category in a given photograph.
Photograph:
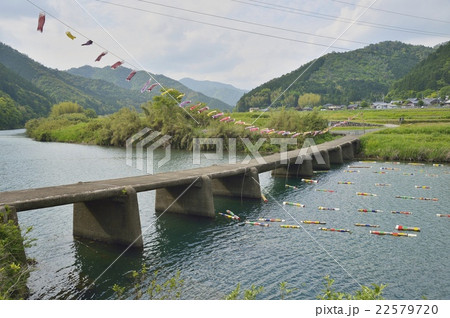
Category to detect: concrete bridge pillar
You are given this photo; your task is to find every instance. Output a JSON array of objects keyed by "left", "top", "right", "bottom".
[
  {"left": 328, "top": 146, "right": 344, "bottom": 164},
  {"left": 0, "top": 205, "right": 19, "bottom": 225},
  {"left": 73, "top": 186, "right": 143, "bottom": 248},
  {"left": 155, "top": 175, "right": 215, "bottom": 218},
  {"left": 352, "top": 139, "right": 361, "bottom": 155},
  {"left": 341, "top": 142, "right": 354, "bottom": 161},
  {"left": 212, "top": 167, "right": 261, "bottom": 199},
  {"left": 271, "top": 157, "right": 313, "bottom": 178},
  {"left": 311, "top": 150, "right": 330, "bottom": 170}
]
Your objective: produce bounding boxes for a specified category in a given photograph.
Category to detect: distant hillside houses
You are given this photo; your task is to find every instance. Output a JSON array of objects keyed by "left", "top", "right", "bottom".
[{"left": 371, "top": 97, "right": 444, "bottom": 109}]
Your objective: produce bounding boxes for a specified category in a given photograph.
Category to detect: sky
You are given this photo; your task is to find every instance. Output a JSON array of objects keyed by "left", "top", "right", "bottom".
[{"left": 0, "top": 0, "right": 449, "bottom": 90}]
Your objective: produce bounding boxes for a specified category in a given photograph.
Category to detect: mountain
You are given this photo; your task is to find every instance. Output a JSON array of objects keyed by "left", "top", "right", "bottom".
[
  {"left": 179, "top": 77, "right": 247, "bottom": 107},
  {"left": 387, "top": 41, "right": 450, "bottom": 100},
  {"left": 67, "top": 66, "right": 233, "bottom": 111},
  {"left": 0, "top": 42, "right": 150, "bottom": 115},
  {"left": 235, "top": 41, "right": 433, "bottom": 111},
  {"left": 0, "top": 62, "right": 53, "bottom": 129}
]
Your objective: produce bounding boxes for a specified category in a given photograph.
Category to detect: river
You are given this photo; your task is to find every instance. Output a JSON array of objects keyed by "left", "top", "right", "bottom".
[{"left": 1, "top": 129, "right": 449, "bottom": 300}]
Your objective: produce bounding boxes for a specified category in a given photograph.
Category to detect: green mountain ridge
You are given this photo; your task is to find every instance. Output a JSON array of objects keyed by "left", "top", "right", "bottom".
[
  {"left": 66, "top": 66, "right": 233, "bottom": 111},
  {"left": 0, "top": 42, "right": 149, "bottom": 116},
  {"left": 387, "top": 41, "right": 450, "bottom": 100},
  {"left": 236, "top": 41, "right": 434, "bottom": 111},
  {"left": 0, "top": 62, "right": 53, "bottom": 129},
  {"left": 179, "top": 77, "right": 248, "bottom": 107}
]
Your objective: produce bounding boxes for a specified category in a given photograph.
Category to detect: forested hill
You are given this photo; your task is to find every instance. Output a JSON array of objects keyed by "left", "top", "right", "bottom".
[
  {"left": 387, "top": 41, "right": 450, "bottom": 100},
  {"left": 0, "top": 63, "right": 53, "bottom": 129},
  {"left": 179, "top": 77, "right": 247, "bottom": 107},
  {"left": 235, "top": 41, "right": 433, "bottom": 111},
  {"left": 0, "top": 42, "right": 151, "bottom": 115},
  {"left": 67, "top": 66, "right": 233, "bottom": 111}
]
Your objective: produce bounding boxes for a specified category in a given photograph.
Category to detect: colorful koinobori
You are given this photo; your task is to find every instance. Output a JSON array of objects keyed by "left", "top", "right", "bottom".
[
  {"left": 283, "top": 201, "right": 305, "bottom": 207},
  {"left": 356, "top": 192, "right": 377, "bottom": 197},
  {"left": 217, "top": 212, "right": 239, "bottom": 221},
  {"left": 245, "top": 221, "right": 270, "bottom": 227},
  {"left": 319, "top": 227, "right": 351, "bottom": 233},
  {"left": 370, "top": 231, "right": 416, "bottom": 237},
  {"left": 280, "top": 225, "right": 300, "bottom": 229},
  {"left": 395, "top": 225, "right": 420, "bottom": 232},
  {"left": 358, "top": 209, "right": 382, "bottom": 213},
  {"left": 348, "top": 165, "right": 371, "bottom": 168},
  {"left": 301, "top": 220, "right": 326, "bottom": 224},
  {"left": 391, "top": 211, "right": 412, "bottom": 215},
  {"left": 395, "top": 195, "right": 438, "bottom": 201},
  {"left": 354, "top": 223, "right": 380, "bottom": 228},
  {"left": 261, "top": 194, "right": 268, "bottom": 203},
  {"left": 226, "top": 210, "right": 240, "bottom": 220},
  {"left": 315, "top": 189, "right": 336, "bottom": 193},
  {"left": 338, "top": 181, "right": 354, "bottom": 184},
  {"left": 436, "top": 214, "right": 450, "bottom": 217},
  {"left": 33, "top": 12, "right": 172, "bottom": 97},
  {"left": 318, "top": 206, "right": 340, "bottom": 211},
  {"left": 301, "top": 178, "right": 318, "bottom": 184},
  {"left": 258, "top": 218, "right": 285, "bottom": 222}
]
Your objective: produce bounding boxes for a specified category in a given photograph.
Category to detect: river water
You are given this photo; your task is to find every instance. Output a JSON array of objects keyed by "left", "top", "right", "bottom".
[{"left": 1, "top": 129, "right": 449, "bottom": 300}]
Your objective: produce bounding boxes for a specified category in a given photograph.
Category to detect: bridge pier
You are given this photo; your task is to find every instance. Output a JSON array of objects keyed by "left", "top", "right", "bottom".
[
  {"left": 312, "top": 150, "right": 330, "bottom": 170},
  {"left": 352, "top": 139, "right": 361, "bottom": 155},
  {"left": 155, "top": 175, "right": 215, "bottom": 218},
  {"left": 212, "top": 167, "right": 261, "bottom": 199},
  {"left": 271, "top": 157, "right": 313, "bottom": 178},
  {"left": 0, "top": 205, "right": 19, "bottom": 225},
  {"left": 328, "top": 146, "right": 344, "bottom": 164},
  {"left": 73, "top": 186, "right": 143, "bottom": 248},
  {"left": 341, "top": 142, "right": 354, "bottom": 161}
]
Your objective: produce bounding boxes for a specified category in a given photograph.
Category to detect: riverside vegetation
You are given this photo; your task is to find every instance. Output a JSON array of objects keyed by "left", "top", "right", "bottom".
[
  {"left": 0, "top": 206, "right": 34, "bottom": 300},
  {"left": 25, "top": 94, "right": 450, "bottom": 162},
  {"left": 112, "top": 265, "right": 385, "bottom": 300},
  {"left": 25, "top": 90, "right": 331, "bottom": 153}
]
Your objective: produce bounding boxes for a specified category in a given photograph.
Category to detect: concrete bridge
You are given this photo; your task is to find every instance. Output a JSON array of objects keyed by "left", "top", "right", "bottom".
[{"left": 0, "top": 135, "right": 360, "bottom": 248}]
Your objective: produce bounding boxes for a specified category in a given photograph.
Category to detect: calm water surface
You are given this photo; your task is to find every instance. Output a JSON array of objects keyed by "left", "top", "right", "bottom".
[{"left": 1, "top": 129, "right": 449, "bottom": 299}]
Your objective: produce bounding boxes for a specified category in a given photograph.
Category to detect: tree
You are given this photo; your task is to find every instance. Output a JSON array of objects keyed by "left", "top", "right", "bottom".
[
  {"left": 360, "top": 100, "right": 369, "bottom": 108},
  {"left": 298, "top": 93, "right": 321, "bottom": 108},
  {"left": 50, "top": 102, "right": 84, "bottom": 117}
]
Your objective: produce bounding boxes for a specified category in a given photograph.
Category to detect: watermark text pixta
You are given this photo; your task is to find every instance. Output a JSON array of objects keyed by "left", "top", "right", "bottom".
[{"left": 126, "top": 128, "right": 325, "bottom": 174}]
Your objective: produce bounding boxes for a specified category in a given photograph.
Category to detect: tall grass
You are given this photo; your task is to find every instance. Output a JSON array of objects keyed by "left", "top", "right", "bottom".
[
  {"left": 360, "top": 123, "right": 450, "bottom": 162},
  {"left": 320, "top": 108, "right": 450, "bottom": 124}
]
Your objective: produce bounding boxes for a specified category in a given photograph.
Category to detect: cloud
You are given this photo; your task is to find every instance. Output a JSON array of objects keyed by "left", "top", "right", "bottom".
[{"left": 0, "top": 0, "right": 448, "bottom": 90}]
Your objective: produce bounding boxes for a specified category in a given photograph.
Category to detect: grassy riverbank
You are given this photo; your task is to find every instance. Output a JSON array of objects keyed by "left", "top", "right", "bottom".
[
  {"left": 25, "top": 92, "right": 331, "bottom": 153},
  {"left": 360, "top": 123, "right": 450, "bottom": 162},
  {"left": 24, "top": 96, "right": 449, "bottom": 161}
]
